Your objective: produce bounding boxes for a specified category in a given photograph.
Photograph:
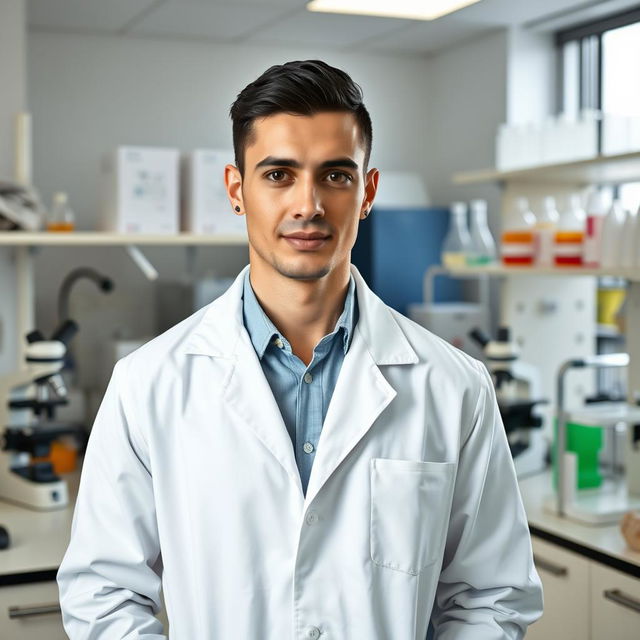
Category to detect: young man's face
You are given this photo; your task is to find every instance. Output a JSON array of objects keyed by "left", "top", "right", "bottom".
[{"left": 225, "top": 111, "right": 379, "bottom": 282}]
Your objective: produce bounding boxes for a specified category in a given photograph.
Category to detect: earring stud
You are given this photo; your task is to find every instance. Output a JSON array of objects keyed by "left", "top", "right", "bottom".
[{"left": 235, "top": 205, "right": 241, "bottom": 212}]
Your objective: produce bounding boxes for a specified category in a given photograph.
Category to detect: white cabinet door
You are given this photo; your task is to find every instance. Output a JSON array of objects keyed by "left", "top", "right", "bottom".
[
  {"left": 0, "top": 580, "right": 66, "bottom": 640},
  {"left": 591, "top": 562, "right": 640, "bottom": 640},
  {"left": 527, "top": 536, "right": 591, "bottom": 640}
]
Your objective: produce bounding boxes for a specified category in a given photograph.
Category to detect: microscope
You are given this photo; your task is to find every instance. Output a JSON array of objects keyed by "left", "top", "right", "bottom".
[
  {"left": 470, "top": 326, "right": 548, "bottom": 471},
  {"left": 0, "top": 320, "right": 82, "bottom": 510}
]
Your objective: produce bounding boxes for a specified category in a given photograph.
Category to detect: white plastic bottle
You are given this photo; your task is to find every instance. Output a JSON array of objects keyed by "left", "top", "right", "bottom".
[
  {"left": 534, "top": 196, "right": 559, "bottom": 267},
  {"left": 621, "top": 205, "right": 637, "bottom": 269},
  {"left": 442, "top": 201, "right": 471, "bottom": 268},
  {"left": 600, "top": 200, "right": 626, "bottom": 269},
  {"left": 467, "top": 199, "right": 497, "bottom": 266},
  {"left": 501, "top": 197, "right": 536, "bottom": 266}
]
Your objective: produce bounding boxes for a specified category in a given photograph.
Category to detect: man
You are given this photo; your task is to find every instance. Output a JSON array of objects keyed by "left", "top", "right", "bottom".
[{"left": 58, "top": 60, "right": 542, "bottom": 638}]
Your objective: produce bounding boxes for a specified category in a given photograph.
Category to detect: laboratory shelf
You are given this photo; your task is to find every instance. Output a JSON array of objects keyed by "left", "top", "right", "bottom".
[
  {"left": 452, "top": 150, "right": 640, "bottom": 186},
  {"left": 0, "top": 231, "right": 248, "bottom": 246},
  {"left": 444, "top": 263, "right": 640, "bottom": 281}
]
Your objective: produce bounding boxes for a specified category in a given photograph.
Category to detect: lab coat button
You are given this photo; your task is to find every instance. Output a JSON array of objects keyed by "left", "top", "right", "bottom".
[
  {"left": 303, "top": 372, "right": 313, "bottom": 384},
  {"left": 305, "top": 511, "right": 319, "bottom": 525},
  {"left": 303, "top": 441, "right": 314, "bottom": 454},
  {"left": 305, "top": 626, "right": 321, "bottom": 639}
]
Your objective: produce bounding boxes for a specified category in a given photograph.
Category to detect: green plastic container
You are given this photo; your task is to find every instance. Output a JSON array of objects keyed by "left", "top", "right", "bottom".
[{"left": 552, "top": 418, "right": 603, "bottom": 490}]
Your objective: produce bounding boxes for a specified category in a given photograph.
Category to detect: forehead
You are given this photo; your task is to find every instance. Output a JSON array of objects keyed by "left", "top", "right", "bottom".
[{"left": 246, "top": 111, "right": 365, "bottom": 164}]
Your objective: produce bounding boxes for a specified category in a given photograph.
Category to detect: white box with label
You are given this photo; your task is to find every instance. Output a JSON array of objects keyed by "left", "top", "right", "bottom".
[
  {"left": 101, "top": 146, "right": 179, "bottom": 234},
  {"left": 182, "top": 149, "right": 246, "bottom": 235}
]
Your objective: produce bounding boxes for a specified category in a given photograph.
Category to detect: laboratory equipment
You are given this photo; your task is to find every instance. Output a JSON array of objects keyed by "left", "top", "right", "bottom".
[
  {"left": 600, "top": 200, "right": 626, "bottom": 269},
  {"left": 101, "top": 146, "right": 179, "bottom": 234},
  {"left": 409, "top": 266, "right": 489, "bottom": 362},
  {"left": 467, "top": 199, "right": 497, "bottom": 265},
  {"left": 549, "top": 353, "right": 640, "bottom": 525},
  {"left": 500, "top": 197, "right": 536, "bottom": 266},
  {"left": 469, "top": 326, "right": 548, "bottom": 467},
  {"left": 0, "top": 321, "right": 84, "bottom": 510},
  {"left": 583, "top": 187, "right": 611, "bottom": 267},
  {"left": 46, "top": 191, "right": 75, "bottom": 232},
  {"left": 534, "top": 196, "right": 559, "bottom": 267},
  {"left": 441, "top": 201, "right": 471, "bottom": 268},
  {"left": 554, "top": 194, "right": 585, "bottom": 266}
]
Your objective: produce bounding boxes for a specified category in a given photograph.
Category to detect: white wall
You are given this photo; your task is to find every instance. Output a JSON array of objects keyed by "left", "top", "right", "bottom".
[{"left": 0, "top": 0, "right": 27, "bottom": 374}]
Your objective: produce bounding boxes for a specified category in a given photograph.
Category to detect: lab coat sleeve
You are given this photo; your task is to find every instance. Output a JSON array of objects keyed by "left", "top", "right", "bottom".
[
  {"left": 57, "top": 357, "right": 166, "bottom": 639},
  {"left": 430, "top": 360, "right": 543, "bottom": 639}
]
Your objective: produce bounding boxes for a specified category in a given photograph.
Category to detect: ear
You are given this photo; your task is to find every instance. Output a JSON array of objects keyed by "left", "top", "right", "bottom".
[
  {"left": 224, "top": 164, "right": 244, "bottom": 215},
  {"left": 360, "top": 168, "right": 380, "bottom": 220}
]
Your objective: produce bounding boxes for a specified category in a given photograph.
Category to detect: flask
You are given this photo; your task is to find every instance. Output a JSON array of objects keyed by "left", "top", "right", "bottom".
[
  {"left": 554, "top": 194, "right": 585, "bottom": 266},
  {"left": 534, "top": 196, "right": 559, "bottom": 267},
  {"left": 467, "top": 199, "right": 497, "bottom": 265},
  {"left": 442, "top": 201, "right": 471, "bottom": 268},
  {"left": 501, "top": 197, "right": 536, "bottom": 266},
  {"left": 46, "top": 192, "right": 75, "bottom": 232}
]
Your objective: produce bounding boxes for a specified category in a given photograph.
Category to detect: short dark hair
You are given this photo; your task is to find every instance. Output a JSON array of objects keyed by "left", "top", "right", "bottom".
[{"left": 229, "top": 59, "right": 372, "bottom": 177}]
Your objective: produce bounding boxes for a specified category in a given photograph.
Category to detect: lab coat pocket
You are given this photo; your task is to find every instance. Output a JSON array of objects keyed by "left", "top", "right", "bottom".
[{"left": 370, "top": 458, "right": 456, "bottom": 576}]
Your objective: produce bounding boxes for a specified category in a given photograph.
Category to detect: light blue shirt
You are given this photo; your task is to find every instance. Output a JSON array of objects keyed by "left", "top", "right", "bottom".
[{"left": 242, "top": 269, "right": 358, "bottom": 496}]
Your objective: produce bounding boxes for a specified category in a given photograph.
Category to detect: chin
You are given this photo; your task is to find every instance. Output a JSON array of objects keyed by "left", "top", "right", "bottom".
[{"left": 273, "top": 258, "right": 332, "bottom": 281}]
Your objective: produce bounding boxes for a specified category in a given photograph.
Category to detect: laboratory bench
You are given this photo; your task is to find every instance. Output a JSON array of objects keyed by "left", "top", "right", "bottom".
[{"left": 519, "top": 469, "right": 640, "bottom": 640}]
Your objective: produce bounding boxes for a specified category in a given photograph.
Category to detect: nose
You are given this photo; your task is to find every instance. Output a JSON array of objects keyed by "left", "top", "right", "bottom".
[{"left": 292, "top": 174, "right": 324, "bottom": 220}]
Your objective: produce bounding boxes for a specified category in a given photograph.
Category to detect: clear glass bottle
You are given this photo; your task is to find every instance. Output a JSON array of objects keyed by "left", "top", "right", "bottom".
[
  {"left": 467, "top": 199, "right": 497, "bottom": 265},
  {"left": 501, "top": 197, "right": 536, "bottom": 266},
  {"left": 442, "top": 201, "right": 471, "bottom": 268},
  {"left": 46, "top": 192, "right": 75, "bottom": 232},
  {"left": 554, "top": 194, "right": 585, "bottom": 266}
]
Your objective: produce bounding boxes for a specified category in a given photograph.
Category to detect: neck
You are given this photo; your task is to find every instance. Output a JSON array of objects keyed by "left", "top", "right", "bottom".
[{"left": 248, "top": 255, "right": 351, "bottom": 366}]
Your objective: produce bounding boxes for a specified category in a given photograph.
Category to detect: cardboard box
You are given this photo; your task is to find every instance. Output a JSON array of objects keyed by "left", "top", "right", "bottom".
[
  {"left": 101, "top": 146, "right": 179, "bottom": 234},
  {"left": 182, "top": 149, "right": 246, "bottom": 235}
]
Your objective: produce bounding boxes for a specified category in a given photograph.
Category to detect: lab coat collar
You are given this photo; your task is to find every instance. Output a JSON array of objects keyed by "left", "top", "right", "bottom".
[{"left": 182, "top": 263, "right": 418, "bottom": 367}]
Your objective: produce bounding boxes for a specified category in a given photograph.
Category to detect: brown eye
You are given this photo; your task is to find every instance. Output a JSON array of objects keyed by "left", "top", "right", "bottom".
[
  {"left": 327, "top": 171, "right": 352, "bottom": 183},
  {"left": 266, "top": 170, "right": 287, "bottom": 182}
]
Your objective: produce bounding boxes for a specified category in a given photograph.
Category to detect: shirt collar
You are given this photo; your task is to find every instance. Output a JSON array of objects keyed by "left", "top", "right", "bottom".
[{"left": 242, "top": 269, "right": 357, "bottom": 360}]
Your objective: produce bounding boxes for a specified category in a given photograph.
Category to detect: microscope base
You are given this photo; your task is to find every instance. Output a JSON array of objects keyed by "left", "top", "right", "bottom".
[{"left": 0, "top": 454, "right": 69, "bottom": 510}]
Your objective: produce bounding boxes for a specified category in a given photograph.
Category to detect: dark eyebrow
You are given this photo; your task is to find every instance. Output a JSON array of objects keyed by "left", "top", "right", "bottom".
[{"left": 255, "top": 156, "right": 359, "bottom": 171}]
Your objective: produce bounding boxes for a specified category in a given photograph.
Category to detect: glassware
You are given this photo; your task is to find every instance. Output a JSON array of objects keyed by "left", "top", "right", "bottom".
[
  {"left": 46, "top": 192, "right": 75, "bottom": 232},
  {"left": 467, "top": 199, "right": 497, "bottom": 265},
  {"left": 442, "top": 201, "right": 471, "bottom": 268}
]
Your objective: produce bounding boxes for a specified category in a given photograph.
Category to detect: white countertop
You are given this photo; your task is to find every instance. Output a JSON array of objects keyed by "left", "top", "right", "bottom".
[
  {"left": 519, "top": 470, "right": 640, "bottom": 570},
  {"left": 0, "top": 472, "right": 79, "bottom": 579}
]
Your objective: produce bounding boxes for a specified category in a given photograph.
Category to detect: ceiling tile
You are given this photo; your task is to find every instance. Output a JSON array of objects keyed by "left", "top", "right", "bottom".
[
  {"left": 28, "top": 0, "right": 159, "bottom": 33},
  {"left": 129, "top": 1, "right": 299, "bottom": 40},
  {"left": 352, "top": 17, "right": 493, "bottom": 55},
  {"left": 247, "top": 7, "right": 415, "bottom": 49}
]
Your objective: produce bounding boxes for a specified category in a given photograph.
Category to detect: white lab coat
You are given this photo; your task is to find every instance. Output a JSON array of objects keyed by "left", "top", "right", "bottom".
[{"left": 57, "top": 264, "right": 542, "bottom": 639}]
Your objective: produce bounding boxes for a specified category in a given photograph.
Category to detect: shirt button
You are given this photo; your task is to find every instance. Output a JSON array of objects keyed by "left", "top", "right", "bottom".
[
  {"left": 305, "top": 511, "right": 319, "bottom": 526},
  {"left": 303, "top": 372, "right": 313, "bottom": 384},
  {"left": 306, "top": 627, "right": 321, "bottom": 639},
  {"left": 303, "top": 441, "right": 314, "bottom": 454},
  {"left": 273, "top": 338, "right": 284, "bottom": 349}
]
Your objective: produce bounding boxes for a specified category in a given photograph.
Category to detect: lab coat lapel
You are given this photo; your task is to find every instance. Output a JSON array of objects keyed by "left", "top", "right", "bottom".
[
  {"left": 181, "top": 265, "right": 303, "bottom": 497},
  {"left": 304, "top": 266, "right": 419, "bottom": 505},
  {"left": 223, "top": 332, "right": 303, "bottom": 496}
]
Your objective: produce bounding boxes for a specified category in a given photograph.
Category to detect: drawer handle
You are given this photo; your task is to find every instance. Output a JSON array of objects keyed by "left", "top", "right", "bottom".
[
  {"left": 604, "top": 589, "right": 640, "bottom": 614},
  {"left": 8, "top": 603, "right": 61, "bottom": 619},
  {"left": 533, "top": 554, "right": 568, "bottom": 577}
]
